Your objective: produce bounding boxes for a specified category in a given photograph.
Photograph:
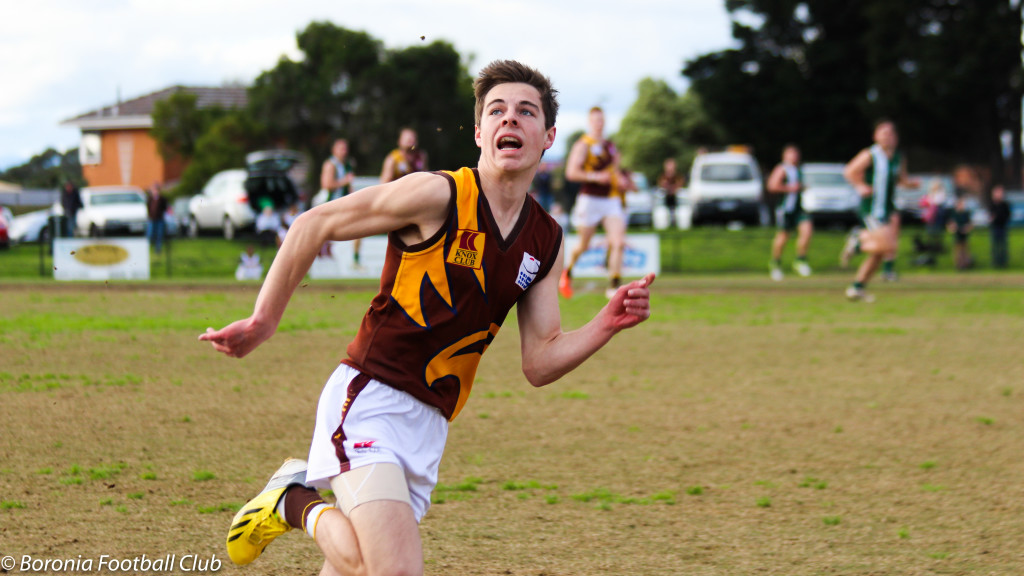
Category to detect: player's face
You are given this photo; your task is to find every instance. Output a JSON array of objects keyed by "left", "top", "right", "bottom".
[
  {"left": 783, "top": 147, "right": 800, "bottom": 165},
  {"left": 475, "top": 82, "right": 556, "bottom": 173},
  {"left": 332, "top": 140, "right": 348, "bottom": 159},
  {"left": 399, "top": 129, "right": 417, "bottom": 150},
  {"left": 589, "top": 110, "right": 605, "bottom": 135},
  {"left": 874, "top": 123, "right": 898, "bottom": 149}
]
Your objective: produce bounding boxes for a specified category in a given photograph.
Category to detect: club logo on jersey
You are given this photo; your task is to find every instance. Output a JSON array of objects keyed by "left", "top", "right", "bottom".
[
  {"left": 447, "top": 229, "right": 485, "bottom": 269},
  {"left": 515, "top": 252, "right": 541, "bottom": 290},
  {"left": 353, "top": 440, "right": 380, "bottom": 453}
]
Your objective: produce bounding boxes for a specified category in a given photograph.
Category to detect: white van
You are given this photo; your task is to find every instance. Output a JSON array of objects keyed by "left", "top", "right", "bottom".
[{"left": 688, "top": 151, "right": 763, "bottom": 226}]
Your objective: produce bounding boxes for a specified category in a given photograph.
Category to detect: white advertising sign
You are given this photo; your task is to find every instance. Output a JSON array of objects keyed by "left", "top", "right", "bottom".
[
  {"left": 563, "top": 233, "right": 660, "bottom": 278},
  {"left": 52, "top": 238, "right": 151, "bottom": 281},
  {"left": 308, "top": 236, "right": 389, "bottom": 280}
]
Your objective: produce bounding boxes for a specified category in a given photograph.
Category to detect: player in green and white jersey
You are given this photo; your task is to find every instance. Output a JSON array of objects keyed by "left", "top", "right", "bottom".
[{"left": 841, "top": 120, "right": 918, "bottom": 301}]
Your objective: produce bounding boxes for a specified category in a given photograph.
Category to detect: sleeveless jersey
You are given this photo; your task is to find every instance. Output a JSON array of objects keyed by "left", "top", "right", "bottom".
[
  {"left": 579, "top": 134, "right": 615, "bottom": 198},
  {"left": 386, "top": 148, "right": 427, "bottom": 182},
  {"left": 861, "top": 146, "right": 901, "bottom": 221},
  {"left": 328, "top": 157, "right": 353, "bottom": 201},
  {"left": 778, "top": 163, "right": 803, "bottom": 215},
  {"left": 343, "top": 167, "right": 563, "bottom": 421}
]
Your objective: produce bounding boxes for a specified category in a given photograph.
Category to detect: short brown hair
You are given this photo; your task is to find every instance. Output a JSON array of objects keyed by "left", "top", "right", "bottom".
[{"left": 474, "top": 60, "right": 559, "bottom": 130}]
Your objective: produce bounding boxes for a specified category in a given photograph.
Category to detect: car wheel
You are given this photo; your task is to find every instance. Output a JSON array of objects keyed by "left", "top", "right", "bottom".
[
  {"left": 187, "top": 216, "right": 199, "bottom": 238},
  {"left": 223, "top": 217, "right": 235, "bottom": 240},
  {"left": 39, "top": 225, "right": 50, "bottom": 244},
  {"left": 89, "top": 224, "right": 101, "bottom": 238}
]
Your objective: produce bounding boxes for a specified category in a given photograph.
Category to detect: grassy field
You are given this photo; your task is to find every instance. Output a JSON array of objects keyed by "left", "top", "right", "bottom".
[
  {"left": 1, "top": 274, "right": 1021, "bottom": 575},
  {"left": 2, "top": 225, "right": 1022, "bottom": 279}
]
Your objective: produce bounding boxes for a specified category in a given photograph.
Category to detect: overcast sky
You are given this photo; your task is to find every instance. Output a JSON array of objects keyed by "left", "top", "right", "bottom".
[{"left": 0, "top": 0, "right": 738, "bottom": 170}]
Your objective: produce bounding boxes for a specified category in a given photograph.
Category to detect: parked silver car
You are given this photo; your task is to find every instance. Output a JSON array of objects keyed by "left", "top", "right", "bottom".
[{"left": 800, "top": 163, "right": 859, "bottom": 225}]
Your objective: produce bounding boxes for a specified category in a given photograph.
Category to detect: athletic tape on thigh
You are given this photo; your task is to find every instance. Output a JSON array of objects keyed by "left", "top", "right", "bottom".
[{"left": 329, "top": 462, "right": 411, "bottom": 517}]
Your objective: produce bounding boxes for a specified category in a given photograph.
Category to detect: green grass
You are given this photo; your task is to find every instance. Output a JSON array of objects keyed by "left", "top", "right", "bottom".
[{"left": 3, "top": 226, "right": 1023, "bottom": 280}]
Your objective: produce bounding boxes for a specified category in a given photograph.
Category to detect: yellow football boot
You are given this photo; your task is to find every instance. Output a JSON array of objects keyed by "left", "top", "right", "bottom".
[{"left": 226, "top": 458, "right": 308, "bottom": 565}]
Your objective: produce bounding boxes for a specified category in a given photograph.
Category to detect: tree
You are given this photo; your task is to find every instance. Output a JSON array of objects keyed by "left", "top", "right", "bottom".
[
  {"left": 375, "top": 41, "right": 479, "bottom": 171},
  {"left": 0, "top": 148, "right": 84, "bottom": 188},
  {"left": 175, "top": 112, "right": 267, "bottom": 197},
  {"left": 616, "top": 78, "right": 726, "bottom": 183},
  {"left": 685, "top": 0, "right": 1023, "bottom": 183},
  {"left": 248, "top": 22, "right": 382, "bottom": 189},
  {"left": 247, "top": 22, "right": 478, "bottom": 190},
  {"left": 150, "top": 91, "right": 227, "bottom": 163}
]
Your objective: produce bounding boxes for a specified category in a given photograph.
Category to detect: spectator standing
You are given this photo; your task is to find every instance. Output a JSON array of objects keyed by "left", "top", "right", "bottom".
[
  {"left": 657, "top": 158, "right": 685, "bottom": 228},
  {"left": 989, "top": 184, "right": 1011, "bottom": 269},
  {"left": 60, "top": 181, "right": 82, "bottom": 237},
  {"left": 948, "top": 195, "right": 974, "bottom": 270},
  {"left": 146, "top": 182, "right": 168, "bottom": 253}
]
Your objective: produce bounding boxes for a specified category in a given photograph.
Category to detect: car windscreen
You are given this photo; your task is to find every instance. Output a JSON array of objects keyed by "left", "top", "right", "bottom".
[
  {"left": 805, "top": 172, "right": 848, "bottom": 187},
  {"left": 90, "top": 193, "right": 146, "bottom": 206},
  {"left": 700, "top": 164, "right": 753, "bottom": 182}
]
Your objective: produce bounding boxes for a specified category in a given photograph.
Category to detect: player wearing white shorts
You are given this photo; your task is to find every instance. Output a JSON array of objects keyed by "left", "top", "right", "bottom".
[
  {"left": 200, "top": 60, "right": 655, "bottom": 576},
  {"left": 560, "top": 106, "right": 628, "bottom": 299},
  {"left": 842, "top": 119, "right": 918, "bottom": 302}
]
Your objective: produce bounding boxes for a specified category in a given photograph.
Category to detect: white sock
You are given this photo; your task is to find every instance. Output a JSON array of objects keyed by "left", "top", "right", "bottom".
[{"left": 305, "top": 503, "right": 333, "bottom": 539}]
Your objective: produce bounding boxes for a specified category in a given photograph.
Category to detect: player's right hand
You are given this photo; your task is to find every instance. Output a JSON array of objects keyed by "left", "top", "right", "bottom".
[{"left": 199, "top": 317, "right": 274, "bottom": 359}]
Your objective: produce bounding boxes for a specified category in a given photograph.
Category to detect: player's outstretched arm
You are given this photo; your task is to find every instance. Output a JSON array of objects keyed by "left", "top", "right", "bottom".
[
  {"left": 200, "top": 173, "right": 451, "bottom": 358},
  {"left": 516, "top": 246, "right": 654, "bottom": 386}
]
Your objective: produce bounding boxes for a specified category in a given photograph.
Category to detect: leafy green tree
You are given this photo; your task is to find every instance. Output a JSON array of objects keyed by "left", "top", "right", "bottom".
[
  {"left": 0, "top": 148, "right": 84, "bottom": 188},
  {"left": 150, "top": 91, "right": 227, "bottom": 164},
  {"left": 616, "top": 78, "right": 726, "bottom": 183},
  {"left": 248, "top": 23, "right": 478, "bottom": 189},
  {"left": 248, "top": 22, "right": 382, "bottom": 188},
  {"left": 685, "top": 0, "right": 1022, "bottom": 183},
  {"left": 175, "top": 112, "right": 267, "bottom": 197},
  {"left": 375, "top": 40, "right": 479, "bottom": 171}
]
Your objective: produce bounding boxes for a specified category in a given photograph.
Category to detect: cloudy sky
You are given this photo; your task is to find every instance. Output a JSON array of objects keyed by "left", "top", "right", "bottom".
[{"left": 0, "top": 0, "right": 738, "bottom": 170}]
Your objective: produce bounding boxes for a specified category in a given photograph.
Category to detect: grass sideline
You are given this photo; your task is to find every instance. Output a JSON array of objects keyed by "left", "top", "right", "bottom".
[{"left": 2, "top": 225, "right": 1022, "bottom": 279}]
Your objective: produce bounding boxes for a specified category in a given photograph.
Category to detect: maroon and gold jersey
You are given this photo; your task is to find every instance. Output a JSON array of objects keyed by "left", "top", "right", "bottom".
[
  {"left": 385, "top": 148, "right": 427, "bottom": 182},
  {"left": 579, "top": 134, "right": 616, "bottom": 198},
  {"left": 343, "top": 167, "right": 563, "bottom": 420}
]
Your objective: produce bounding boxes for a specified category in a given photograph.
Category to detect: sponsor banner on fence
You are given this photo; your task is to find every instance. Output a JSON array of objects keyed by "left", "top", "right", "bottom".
[
  {"left": 308, "top": 236, "right": 388, "bottom": 279},
  {"left": 564, "top": 233, "right": 660, "bottom": 278},
  {"left": 52, "top": 238, "right": 151, "bottom": 281}
]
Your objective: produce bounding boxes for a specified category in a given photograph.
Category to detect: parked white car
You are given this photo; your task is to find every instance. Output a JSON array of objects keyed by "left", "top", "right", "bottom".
[
  {"left": 75, "top": 186, "right": 148, "bottom": 237},
  {"left": 688, "top": 150, "right": 763, "bottom": 226},
  {"left": 187, "top": 169, "right": 254, "bottom": 240},
  {"left": 800, "top": 163, "right": 859, "bottom": 225},
  {"left": 8, "top": 206, "right": 56, "bottom": 243}
]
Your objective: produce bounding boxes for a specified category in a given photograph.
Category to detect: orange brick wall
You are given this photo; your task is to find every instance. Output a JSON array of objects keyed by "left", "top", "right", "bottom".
[{"left": 82, "top": 129, "right": 177, "bottom": 188}]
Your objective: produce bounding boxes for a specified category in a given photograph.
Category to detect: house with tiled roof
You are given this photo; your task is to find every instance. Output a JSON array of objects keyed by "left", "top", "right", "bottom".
[{"left": 61, "top": 85, "right": 248, "bottom": 188}]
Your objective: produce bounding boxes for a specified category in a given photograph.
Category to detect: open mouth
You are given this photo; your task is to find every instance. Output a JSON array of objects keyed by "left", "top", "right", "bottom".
[{"left": 497, "top": 136, "right": 523, "bottom": 151}]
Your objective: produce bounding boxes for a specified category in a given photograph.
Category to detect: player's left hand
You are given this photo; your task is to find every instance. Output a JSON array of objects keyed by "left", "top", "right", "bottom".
[{"left": 603, "top": 273, "right": 655, "bottom": 331}]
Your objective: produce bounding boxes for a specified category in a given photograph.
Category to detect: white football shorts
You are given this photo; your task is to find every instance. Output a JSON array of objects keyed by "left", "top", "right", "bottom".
[
  {"left": 306, "top": 363, "right": 449, "bottom": 522},
  {"left": 571, "top": 194, "right": 625, "bottom": 229}
]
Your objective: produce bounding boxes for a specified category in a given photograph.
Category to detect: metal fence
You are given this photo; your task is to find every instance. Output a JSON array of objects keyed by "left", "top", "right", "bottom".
[{"left": 0, "top": 189, "right": 60, "bottom": 207}]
